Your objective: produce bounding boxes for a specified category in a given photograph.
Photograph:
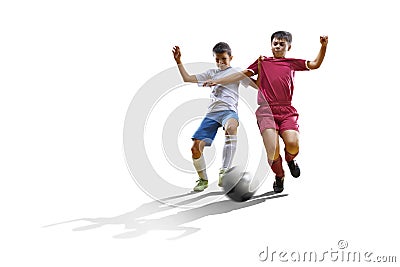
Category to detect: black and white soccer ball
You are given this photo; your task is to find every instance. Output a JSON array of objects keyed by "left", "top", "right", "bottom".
[{"left": 222, "top": 166, "right": 256, "bottom": 202}]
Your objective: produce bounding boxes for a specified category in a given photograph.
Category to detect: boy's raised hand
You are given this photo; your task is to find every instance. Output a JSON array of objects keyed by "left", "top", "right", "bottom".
[
  {"left": 320, "top": 35, "right": 328, "bottom": 46},
  {"left": 172, "top": 46, "right": 182, "bottom": 63}
]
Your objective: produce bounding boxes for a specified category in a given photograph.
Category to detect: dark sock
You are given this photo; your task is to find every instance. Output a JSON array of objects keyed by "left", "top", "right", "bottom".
[{"left": 285, "top": 148, "right": 298, "bottom": 162}]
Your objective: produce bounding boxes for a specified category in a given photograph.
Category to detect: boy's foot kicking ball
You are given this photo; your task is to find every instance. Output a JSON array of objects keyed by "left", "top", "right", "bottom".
[
  {"left": 287, "top": 160, "right": 300, "bottom": 178},
  {"left": 218, "top": 168, "right": 227, "bottom": 187},
  {"left": 193, "top": 178, "right": 208, "bottom": 192},
  {"left": 273, "top": 176, "right": 284, "bottom": 193}
]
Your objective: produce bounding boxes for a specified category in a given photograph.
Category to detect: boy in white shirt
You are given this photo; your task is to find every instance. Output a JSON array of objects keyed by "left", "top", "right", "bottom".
[{"left": 172, "top": 42, "right": 254, "bottom": 191}]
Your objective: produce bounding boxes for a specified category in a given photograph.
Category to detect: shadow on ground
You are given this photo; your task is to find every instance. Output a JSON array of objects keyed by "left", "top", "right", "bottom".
[{"left": 44, "top": 190, "right": 287, "bottom": 240}]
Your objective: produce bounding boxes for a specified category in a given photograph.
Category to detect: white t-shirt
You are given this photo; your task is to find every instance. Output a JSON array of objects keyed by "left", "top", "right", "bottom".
[{"left": 195, "top": 67, "right": 249, "bottom": 113}]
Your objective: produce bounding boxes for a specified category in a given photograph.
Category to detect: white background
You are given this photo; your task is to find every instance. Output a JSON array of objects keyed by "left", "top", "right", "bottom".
[{"left": 1, "top": 0, "right": 399, "bottom": 266}]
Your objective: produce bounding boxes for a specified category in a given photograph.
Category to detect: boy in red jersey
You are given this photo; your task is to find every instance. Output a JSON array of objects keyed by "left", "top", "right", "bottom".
[{"left": 204, "top": 31, "right": 328, "bottom": 193}]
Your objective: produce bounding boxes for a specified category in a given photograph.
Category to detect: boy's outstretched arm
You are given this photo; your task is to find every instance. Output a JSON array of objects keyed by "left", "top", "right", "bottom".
[
  {"left": 249, "top": 77, "right": 258, "bottom": 89},
  {"left": 172, "top": 46, "right": 198, "bottom": 83},
  {"left": 307, "top": 35, "right": 328, "bottom": 70},
  {"left": 203, "top": 69, "right": 254, "bottom": 87}
]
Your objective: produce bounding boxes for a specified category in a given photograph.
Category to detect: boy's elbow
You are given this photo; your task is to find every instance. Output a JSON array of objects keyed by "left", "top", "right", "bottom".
[
  {"left": 183, "top": 76, "right": 196, "bottom": 83},
  {"left": 307, "top": 61, "right": 321, "bottom": 70},
  {"left": 244, "top": 70, "right": 253, "bottom": 77},
  {"left": 311, "top": 65, "right": 320, "bottom": 70}
]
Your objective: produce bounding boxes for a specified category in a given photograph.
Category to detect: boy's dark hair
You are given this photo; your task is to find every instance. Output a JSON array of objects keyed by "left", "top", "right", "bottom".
[
  {"left": 271, "top": 31, "right": 292, "bottom": 44},
  {"left": 212, "top": 42, "right": 232, "bottom": 56}
]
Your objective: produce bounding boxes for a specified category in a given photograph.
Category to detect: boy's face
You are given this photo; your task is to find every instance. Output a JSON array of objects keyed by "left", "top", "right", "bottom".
[
  {"left": 271, "top": 38, "right": 291, "bottom": 58},
  {"left": 214, "top": 52, "right": 232, "bottom": 70}
]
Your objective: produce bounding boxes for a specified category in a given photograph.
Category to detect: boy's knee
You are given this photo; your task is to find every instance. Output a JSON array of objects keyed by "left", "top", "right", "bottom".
[
  {"left": 282, "top": 132, "right": 298, "bottom": 148},
  {"left": 285, "top": 138, "right": 299, "bottom": 150},
  {"left": 191, "top": 144, "right": 202, "bottom": 159},
  {"left": 224, "top": 124, "right": 237, "bottom": 135}
]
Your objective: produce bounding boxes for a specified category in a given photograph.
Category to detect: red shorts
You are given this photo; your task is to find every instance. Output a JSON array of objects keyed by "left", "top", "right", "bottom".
[{"left": 255, "top": 104, "right": 299, "bottom": 135}]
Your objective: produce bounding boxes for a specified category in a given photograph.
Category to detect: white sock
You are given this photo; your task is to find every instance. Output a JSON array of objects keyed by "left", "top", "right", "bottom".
[
  {"left": 222, "top": 135, "right": 237, "bottom": 170},
  {"left": 193, "top": 155, "right": 208, "bottom": 180}
]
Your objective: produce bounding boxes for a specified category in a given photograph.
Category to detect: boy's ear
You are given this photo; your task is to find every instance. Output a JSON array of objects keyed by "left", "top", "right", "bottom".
[
  {"left": 287, "top": 44, "right": 292, "bottom": 51},
  {"left": 230, "top": 55, "right": 233, "bottom": 61}
]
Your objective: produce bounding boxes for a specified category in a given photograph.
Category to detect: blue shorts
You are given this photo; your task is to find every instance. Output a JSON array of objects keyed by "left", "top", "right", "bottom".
[{"left": 192, "top": 110, "right": 239, "bottom": 146}]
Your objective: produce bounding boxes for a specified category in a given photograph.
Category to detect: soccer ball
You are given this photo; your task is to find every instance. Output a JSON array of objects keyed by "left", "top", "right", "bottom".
[{"left": 222, "top": 166, "right": 255, "bottom": 202}]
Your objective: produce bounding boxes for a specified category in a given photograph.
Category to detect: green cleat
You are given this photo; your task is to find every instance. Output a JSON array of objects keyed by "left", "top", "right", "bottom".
[{"left": 193, "top": 178, "right": 208, "bottom": 191}]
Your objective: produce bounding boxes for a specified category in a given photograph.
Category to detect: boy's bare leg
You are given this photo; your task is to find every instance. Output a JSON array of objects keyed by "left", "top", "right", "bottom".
[
  {"left": 281, "top": 130, "right": 301, "bottom": 177},
  {"left": 261, "top": 128, "right": 284, "bottom": 192},
  {"left": 191, "top": 139, "right": 208, "bottom": 191},
  {"left": 224, "top": 118, "right": 238, "bottom": 135},
  {"left": 191, "top": 139, "right": 207, "bottom": 178},
  {"left": 261, "top": 128, "right": 280, "bottom": 162},
  {"left": 281, "top": 130, "right": 299, "bottom": 156}
]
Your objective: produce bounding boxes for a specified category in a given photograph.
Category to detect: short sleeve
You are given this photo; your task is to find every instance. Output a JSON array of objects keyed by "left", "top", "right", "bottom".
[
  {"left": 228, "top": 67, "right": 250, "bottom": 87},
  {"left": 246, "top": 59, "right": 259, "bottom": 76},
  {"left": 290, "top": 59, "right": 309, "bottom": 71},
  {"left": 240, "top": 77, "right": 251, "bottom": 88},
  {"left": 195, "top": 69, "right": 213, "bottom": 86}
]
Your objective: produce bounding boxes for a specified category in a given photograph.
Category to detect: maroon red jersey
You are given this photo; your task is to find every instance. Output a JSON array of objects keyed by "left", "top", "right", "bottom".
[{"left": 247, "top": 57, "right": 309, "bottom": 105}]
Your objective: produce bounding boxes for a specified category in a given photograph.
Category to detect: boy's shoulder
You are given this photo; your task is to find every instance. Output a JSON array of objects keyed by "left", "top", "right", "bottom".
[
  {"left": 261, "top": 57, "right": 309, "bottom": 71},
  {"left": 206, "top": 66, "right": 242, "bottom": 75},
  {"left": 261, "top": 57, "right": 307, "bottom": 67},
  {"left": 263, "top": 57, "right": 302, "bottom": 62}
]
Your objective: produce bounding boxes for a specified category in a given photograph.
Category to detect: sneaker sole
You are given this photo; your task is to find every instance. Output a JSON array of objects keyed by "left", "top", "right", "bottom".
[{"left": 193, "top": 186, "right": 208, "bottom": 192}]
